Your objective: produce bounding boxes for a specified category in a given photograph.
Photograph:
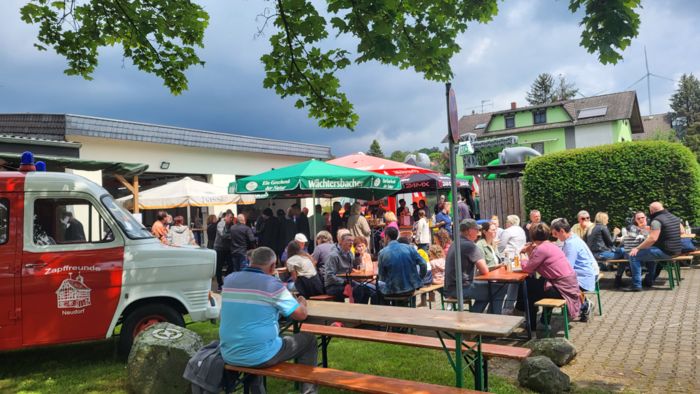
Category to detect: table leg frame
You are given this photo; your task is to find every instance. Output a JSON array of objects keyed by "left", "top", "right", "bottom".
[{"left": 438, "top": 331, "right": 485, "bottom": 391}]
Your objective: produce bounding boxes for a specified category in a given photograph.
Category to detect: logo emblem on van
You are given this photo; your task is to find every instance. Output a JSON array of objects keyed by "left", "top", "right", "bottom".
[{"left": 55, "top": 272, "right": 92, "bottom": 314}]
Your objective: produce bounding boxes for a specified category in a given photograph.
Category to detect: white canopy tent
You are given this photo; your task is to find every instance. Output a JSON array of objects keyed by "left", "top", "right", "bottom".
[{"left": 117, "top": 177, "right": 255, "bottom": 224}]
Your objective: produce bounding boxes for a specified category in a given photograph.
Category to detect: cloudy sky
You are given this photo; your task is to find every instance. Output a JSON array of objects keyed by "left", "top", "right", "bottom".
[{"left": 1, "top": 0, "right": 698, "bottom": 157}]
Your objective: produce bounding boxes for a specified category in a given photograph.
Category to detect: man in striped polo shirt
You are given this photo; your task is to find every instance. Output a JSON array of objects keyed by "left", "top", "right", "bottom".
[{"left": 220, "top": 246, "right": 317, "bottom": 394}]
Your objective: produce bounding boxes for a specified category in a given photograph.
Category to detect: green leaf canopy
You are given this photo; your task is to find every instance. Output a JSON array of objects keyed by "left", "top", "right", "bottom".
[{"left": 230, "top": 160, "right": 400, "bottom": 200}]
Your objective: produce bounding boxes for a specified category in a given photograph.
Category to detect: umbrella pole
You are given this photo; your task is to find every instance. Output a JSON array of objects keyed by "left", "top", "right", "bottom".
[
  {"left": 312, "top": 189, "right": 317, "bottom": 239},
  {"left": 446, "top": 83, "right": 464, "bottom": 313},
  {"left": 187, "top": 203, "right": 191, "bottom": 228}
]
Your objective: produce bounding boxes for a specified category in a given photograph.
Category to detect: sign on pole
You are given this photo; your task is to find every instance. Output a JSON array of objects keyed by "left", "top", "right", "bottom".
[{"left": 448, "top": 87, "right": 460, "bottom": 144}]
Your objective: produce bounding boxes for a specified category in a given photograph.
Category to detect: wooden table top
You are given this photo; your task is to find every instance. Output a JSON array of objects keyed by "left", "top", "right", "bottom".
[
  {"left": 346, "top": 272, "right": 376, "bottom": 279},
  {"left": 474, "top": 268, "right": 529, "bottom": 283},
  {"left": 306, "top": 300, "right": 523, "bottom": 337}
]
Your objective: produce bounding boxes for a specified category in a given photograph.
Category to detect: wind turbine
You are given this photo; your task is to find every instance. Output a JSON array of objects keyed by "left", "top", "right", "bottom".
[{"left": 624, "top": 46, "right": 675, "bottom": 115}]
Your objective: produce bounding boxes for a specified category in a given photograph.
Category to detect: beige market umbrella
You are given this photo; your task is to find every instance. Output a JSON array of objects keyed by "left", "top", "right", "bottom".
[{"left": 118, "top": 177, "right": 254, "bottom": 224}]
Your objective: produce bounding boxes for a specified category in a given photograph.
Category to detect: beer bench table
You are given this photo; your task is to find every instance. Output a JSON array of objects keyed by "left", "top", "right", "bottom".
[
  {"left": 298, "top": 300, "right": 524, "bottom": 391},
  {"left": 474, "top": 268, "right": 532, "bottom": 339},
  {"left": 224, "top": 362, "right": 479, "bottom": 393},
  {"left": 288, "top": 323, "right": 531, "bottom": 392},
  {"left": 604, "top": 255, "right": 693, "bottom": 289}
]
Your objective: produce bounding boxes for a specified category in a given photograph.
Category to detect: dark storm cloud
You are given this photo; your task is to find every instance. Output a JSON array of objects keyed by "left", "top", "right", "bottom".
[{"left": 0, "top": 0, "right": 698, "bottom": 156}]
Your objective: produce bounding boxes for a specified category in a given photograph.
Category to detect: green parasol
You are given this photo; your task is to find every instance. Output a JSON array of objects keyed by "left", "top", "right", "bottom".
[{"left": 229, "top": 159, "right": 401, "bottom": 200}]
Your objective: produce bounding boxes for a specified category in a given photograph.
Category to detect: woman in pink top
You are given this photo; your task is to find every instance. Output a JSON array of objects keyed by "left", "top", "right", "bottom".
[
  {"left": 521, "top": 223, "right": 582, "bottom": 331},
  {"left": 380, "top": 211, "right": 399, "bottom": 241}
]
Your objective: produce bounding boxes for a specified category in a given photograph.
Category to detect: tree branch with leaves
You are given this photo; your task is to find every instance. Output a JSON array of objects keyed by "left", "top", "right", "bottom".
[{"left": 20, "top": 0, "right": 642, "bottom": 130}]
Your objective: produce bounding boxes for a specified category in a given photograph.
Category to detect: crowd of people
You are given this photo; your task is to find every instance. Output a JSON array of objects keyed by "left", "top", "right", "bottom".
[
  {"left": 205, "top": 199, "right": 693, "bottom": 394},
  {"left": 152, "top": 198, "right": 693, "bottom": 332}
]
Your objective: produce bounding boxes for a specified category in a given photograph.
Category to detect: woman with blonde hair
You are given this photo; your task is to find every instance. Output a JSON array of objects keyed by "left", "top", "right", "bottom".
[
  {"left": 587, "top": 211, "right": 623, "bottom": 263},
  {"left": 381, "top": 211, "right": 399, "bottom": 240}
]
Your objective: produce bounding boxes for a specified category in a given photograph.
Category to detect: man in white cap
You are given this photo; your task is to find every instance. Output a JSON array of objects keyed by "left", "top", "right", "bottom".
[{"left": 280, "top": 233, "right": 308, "bottom": 264}]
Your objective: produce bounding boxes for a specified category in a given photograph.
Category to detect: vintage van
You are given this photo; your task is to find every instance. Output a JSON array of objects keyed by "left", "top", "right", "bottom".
[{"left": 0, "top": 168, "right": 219, "bottom": 355}]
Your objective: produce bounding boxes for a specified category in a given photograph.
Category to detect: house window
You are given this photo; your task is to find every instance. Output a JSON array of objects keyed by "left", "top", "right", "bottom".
[
  {"left": 0, "top": 198, "right": 8, "bottom": 245},
  {"left": 531, "top": 142, "right": 545, "bottom": 154},
  {"left": 33, "top": 198, "right": 114, "bottom": 245},
  {"left": 533, "top": 109, "right": 546, "bottom": 124},
  {"left": 505, "top": 114, "right": 515, "bottom": 129}
]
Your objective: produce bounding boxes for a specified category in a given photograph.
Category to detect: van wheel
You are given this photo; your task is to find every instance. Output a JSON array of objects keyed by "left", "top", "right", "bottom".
[{"left": 117, "top": 303, "right": 185, "bottom": 358}]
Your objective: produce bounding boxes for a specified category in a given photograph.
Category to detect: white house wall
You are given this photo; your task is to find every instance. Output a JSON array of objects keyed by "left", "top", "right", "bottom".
[
  {"left": 574, "top": 122, "right": 614, "bottom": 148},
  {"left": 68, "top": 135, "right": 317, "bottom": 215}
]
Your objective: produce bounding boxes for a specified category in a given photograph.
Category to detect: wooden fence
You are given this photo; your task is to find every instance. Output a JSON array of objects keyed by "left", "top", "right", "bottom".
[{"left": 479, "top": 177, "right": 525, "bottom": 225}]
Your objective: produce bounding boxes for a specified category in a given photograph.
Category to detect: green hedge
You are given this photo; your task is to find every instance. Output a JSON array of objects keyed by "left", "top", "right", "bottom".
[{"left": 522, "top": 141, "right": 700, "bottom": 228}]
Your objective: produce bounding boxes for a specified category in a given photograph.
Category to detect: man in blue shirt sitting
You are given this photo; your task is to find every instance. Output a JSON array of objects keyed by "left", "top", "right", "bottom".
[
  {"left": 220, "top": 246, "right": 317, "bottom": 394},
  {"left": 551, "top": 218, "right": 599, "bottom": 322},
  {"left": 378, "top": 226, "right": 427, "bottom": 298}
]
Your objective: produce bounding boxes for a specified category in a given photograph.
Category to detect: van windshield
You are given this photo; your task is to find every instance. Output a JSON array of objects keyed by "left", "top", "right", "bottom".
[{"left": 101, "top": 195, "right": 153, "bottom": 240}]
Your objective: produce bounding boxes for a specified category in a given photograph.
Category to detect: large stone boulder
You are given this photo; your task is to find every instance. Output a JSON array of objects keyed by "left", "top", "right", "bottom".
[
  {"left": 524, "top": 337, "right": 577, "bottom": 366},
  {"left": 127, "top": 322, "right": 204, "bottom": 394},
  {"left": 518, "top": 356, "right": 571, "bottom": 393}
]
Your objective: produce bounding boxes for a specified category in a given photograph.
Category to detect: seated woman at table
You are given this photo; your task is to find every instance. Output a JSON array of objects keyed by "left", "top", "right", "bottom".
[
  {"left": 477, "top": 222, "right": 518, "bottom": 314},
  {"left": 285, "top": 240, "right": 324, "bottom": 298},
  {"left": 587, "top": 212, "right": 624, "bottom": 269},
  {"left": 353, "top": 236, "right": 375, "bottom": 275},
  {"left": 476, "top": 222, "right": 501, "bottom": 268},
  {"left": 520, "top": 223, "right": 582, "bottom": 331}
]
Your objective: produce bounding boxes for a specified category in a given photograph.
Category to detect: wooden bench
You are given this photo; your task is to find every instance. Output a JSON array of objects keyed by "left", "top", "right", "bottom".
[
  {"left": 414, "top": 283, "right": 444, "bottom": 309},
  {"left": 290, "top": 323, "right": 531, "bottom": 392},
  {"left": 534, "top": 298, "right": 569, "bottom": 339},
  {"left": 309, "top": 294, "right": 336, "bottom": 301},
  {"left": 442, "top": 297, "right": 473, "bottom": 311},
  {"left": 224, "top": 362, "right": 478, "bottom": 393},
  {"left": 600, "top": 256, "right": 692, "bottom": 289}
]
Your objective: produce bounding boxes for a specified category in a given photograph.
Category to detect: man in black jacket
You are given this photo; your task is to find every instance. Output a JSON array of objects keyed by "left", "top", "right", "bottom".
[
  {"left": 626, "top": 202, "right": 682, "bottom": 291},
  {"left": 230, "top": 214, "right": 256, "bottom": 272}
]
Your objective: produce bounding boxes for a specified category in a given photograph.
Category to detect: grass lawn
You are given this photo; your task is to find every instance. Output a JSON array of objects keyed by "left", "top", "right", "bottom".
[{"left": 0, "top": 320, "right": 528, "bottom": 393}]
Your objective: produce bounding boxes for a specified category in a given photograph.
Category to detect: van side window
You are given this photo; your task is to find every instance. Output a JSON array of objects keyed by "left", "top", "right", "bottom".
[
  {"left": 0, "top": 198, "right": 8, "bottom": 245},
  {"left": 33, "top": 198, "right": 114, "bottom": 245}
]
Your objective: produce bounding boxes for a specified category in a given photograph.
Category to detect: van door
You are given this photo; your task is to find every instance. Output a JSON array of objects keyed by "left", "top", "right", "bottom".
[
  {"left": 0, "top": 194, "right": 21, "bottom": 350},
  {"left": 21, "top": 194, "right": 124, "bottom": 347}
]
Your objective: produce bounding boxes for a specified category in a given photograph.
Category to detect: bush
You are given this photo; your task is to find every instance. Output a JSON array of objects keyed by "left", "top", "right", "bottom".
[{"left": 522, "top": 141, "right": 700, "bottom": 228}]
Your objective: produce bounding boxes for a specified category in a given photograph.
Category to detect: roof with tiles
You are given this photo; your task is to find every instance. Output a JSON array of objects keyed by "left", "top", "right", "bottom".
[
  {"left": 0, "top": 114, "right": 331, "bottom": 159},
  {"left": 454, "top": 91, "right": 644, "bottom": 141},
  {"left": 636, "top": 113, "right": 673, "bottom": 140}
]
